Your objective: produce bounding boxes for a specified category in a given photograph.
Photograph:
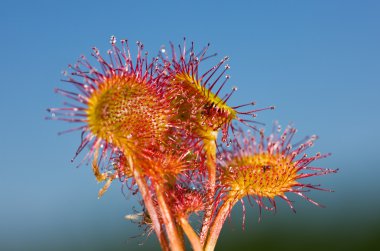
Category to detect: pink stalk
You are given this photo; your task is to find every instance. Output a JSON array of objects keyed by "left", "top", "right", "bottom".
[
  {"left": 204, "top": 198, "right": 238, "bottom": 251},
  {"left": 200, "top": 133, "right": 218, "bottom": 244},
  {"left": 155, "top": 183, "right": 185, "bottom": 251},
  {"left": 179, "top": 217, "right": 202, "bottom": 251},
  {"left": 128, "top": 156, "right": 170, "bottom": 251}
]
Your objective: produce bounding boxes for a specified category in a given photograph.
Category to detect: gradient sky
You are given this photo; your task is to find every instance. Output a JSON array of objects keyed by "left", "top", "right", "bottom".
[{"left": 1, "top": 1, "right": 379, "bottom": 250}]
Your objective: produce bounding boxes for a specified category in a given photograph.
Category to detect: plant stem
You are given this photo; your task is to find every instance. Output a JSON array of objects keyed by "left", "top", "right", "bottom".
[
  {"left": 155, "top": 183, "right": 185, "bottom": 251},
  {"left": 179, "top": 217, "right": 202, "bottom": 251},
  {"left": 200, "top": 131, "right": 218, "bottom": 244},
  {"left": 204, "top": 198, "right": 238, "bottom": 251},
  {"left": 128, "top": 156, "right": 170, "bottom": 251}
]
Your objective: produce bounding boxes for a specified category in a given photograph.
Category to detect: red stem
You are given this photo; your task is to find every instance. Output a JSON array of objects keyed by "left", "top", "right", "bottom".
[
  {"left": 155, "top": 183, "right": 185, "bottom": 251},
  {"left": 179, "top": 217, "right": 202, "bottom": 251},
  {"left": 128, "top": 156, "right": 170, "bottom": 251},
  {"left": 200, "top": 132, "right": 218, "bottom": 245},
  {"left": 204, "top": 198, "right": 238, "bottom": 251}
]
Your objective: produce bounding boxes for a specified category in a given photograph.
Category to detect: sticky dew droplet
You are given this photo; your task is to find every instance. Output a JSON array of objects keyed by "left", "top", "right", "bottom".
[
  {"left": 226, "top": 139, "right": 232, "bottom": 147},
  {"left": 110, "top": 35, "right": 117, "bottom": 45}
]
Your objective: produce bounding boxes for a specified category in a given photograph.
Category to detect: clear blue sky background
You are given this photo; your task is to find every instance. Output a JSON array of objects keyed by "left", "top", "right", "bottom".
[{"left": 1, "top": 1, "right": 379, "bottom": 250}]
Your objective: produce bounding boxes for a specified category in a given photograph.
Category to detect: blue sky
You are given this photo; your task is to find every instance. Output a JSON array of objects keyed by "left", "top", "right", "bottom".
[{"left": 1, "top": 1, "right": 379, "bottom": 250}]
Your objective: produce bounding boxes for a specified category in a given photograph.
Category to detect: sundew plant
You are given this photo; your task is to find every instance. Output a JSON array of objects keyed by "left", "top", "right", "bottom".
[{"left": 48, "top": 36, "right": 338, "bottom": 251}]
